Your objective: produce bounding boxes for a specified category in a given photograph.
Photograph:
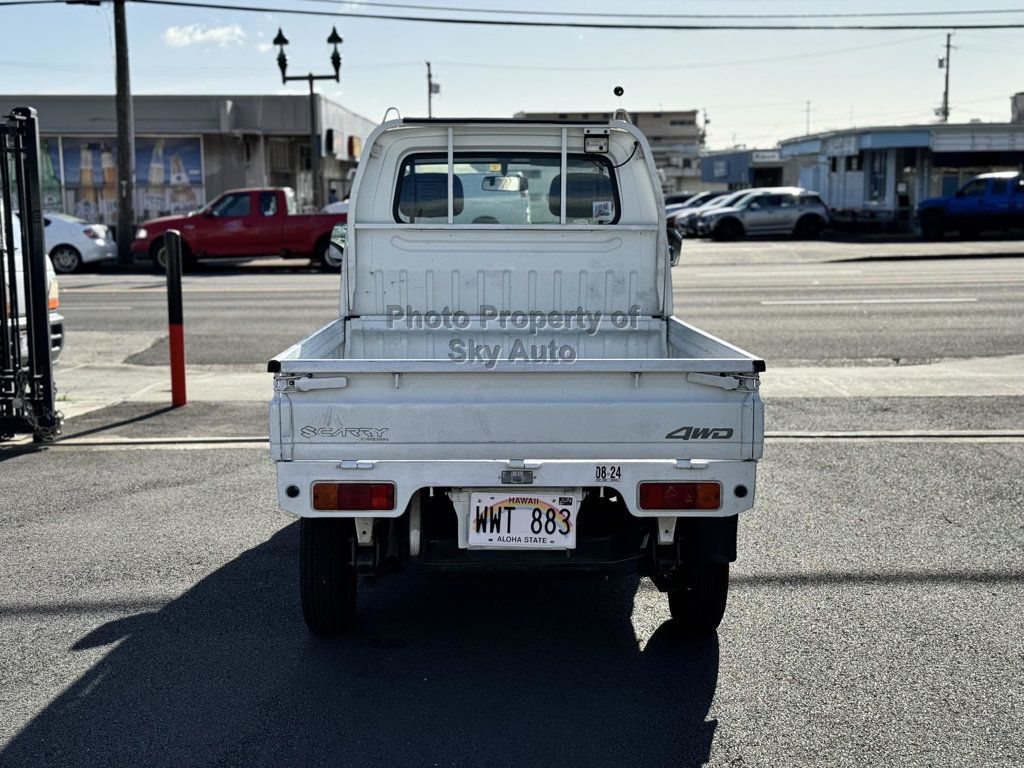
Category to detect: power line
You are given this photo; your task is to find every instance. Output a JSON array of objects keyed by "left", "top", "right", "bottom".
[
  {"left": 290, "top": 0, "right": 1024, "bottom": 21},
  {"left": 114, "top": 0, "right": 1024, "bottom": 30}
]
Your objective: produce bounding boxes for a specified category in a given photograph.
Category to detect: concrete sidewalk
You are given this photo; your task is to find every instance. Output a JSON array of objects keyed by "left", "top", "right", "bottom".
[{"left": 53, "top": 355, "right": 1024, "bottom": 421}]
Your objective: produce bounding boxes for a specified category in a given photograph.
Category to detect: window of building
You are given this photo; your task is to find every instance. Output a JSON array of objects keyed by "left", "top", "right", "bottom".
[
  {"left": 845, "top": 154, "right": 862, "bottom": 172},
  {"left": 669, "top": 119, "right": 695, "bottom": 126},
  {"left": 867, "top": 152, "right": 887, "bottom": 202},
  {"left": 682, "top": 158, "right": 692, "bottom": 169}
]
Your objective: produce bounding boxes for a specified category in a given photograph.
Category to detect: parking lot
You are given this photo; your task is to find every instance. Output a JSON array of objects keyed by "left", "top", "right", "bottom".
[{"left": 2, "top": 238, "right": 1023, "bottom": 767}]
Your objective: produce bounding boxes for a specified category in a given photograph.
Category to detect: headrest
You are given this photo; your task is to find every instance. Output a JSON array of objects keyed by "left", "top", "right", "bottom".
[
  {"left": 548, "top": 173, "right": 615, "bottom": 219},
  {"left": 398, "top": 172, "right": 463, "bottom": 219}
]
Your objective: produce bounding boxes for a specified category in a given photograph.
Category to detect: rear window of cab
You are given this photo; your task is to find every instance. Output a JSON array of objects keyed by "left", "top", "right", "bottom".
[{"left": 394, "top": 153, "right": 620, "bottom": 225}]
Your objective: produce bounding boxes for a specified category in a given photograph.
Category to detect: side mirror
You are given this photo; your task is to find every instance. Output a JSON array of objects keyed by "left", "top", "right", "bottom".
[
  {"left": 748, "top": 202, "right": 761, "bottom": 210},
  {"left": 330, "top": 223, "right": 347, "bottom": 251}
]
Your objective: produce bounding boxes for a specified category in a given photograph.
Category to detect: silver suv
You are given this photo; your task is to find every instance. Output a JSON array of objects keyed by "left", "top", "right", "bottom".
[{"left": 698, "top": 190, "right": 830, "bottom": 240}]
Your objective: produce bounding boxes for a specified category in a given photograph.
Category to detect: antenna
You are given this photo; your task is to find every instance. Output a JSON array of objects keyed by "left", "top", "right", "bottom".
[{"left": 612, "top": 86, "right": 631, "bottom": 123}]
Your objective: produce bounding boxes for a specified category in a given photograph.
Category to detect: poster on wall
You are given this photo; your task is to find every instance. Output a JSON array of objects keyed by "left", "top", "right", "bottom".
[
  {"left": 136, "top": 137, "right": 204, "bottom": 219},
  {"left": 58, "top": 136, "right": 204, "bottom": 224}
]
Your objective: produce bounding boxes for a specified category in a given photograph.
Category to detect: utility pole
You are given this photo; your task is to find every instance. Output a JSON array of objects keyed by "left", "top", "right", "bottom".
[
  {"left": 426, "top": 62, "right": 437, "bottom": 118},
  {"left": 805, "top": 100, "right": 811, "bottom": 135},
  {"left": 938, "top": 33, "right": 953, "bottom": 122},
  {"left": 113, "top": 0, "right": 135, "bottom": 265}
]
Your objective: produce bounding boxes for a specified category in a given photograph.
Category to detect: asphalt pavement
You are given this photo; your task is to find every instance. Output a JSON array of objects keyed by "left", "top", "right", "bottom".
[{"left": 1, "top": 238, "right": 1023, "bottom": 767}]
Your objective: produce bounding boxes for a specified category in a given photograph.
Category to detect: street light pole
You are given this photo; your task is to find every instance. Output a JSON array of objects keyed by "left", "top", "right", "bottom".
[{"left": 273, "top": 27, "right": 343, "bottom": 210}]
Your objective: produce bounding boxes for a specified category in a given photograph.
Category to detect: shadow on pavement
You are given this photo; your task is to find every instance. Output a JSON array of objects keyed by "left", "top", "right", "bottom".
[{"left": 1, "top": 524, "right": 719, "bottom": 768}]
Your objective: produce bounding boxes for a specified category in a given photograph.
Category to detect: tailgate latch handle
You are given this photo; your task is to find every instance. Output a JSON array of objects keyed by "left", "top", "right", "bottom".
[{"left": 293, "top": 375, "right": 350, "bottom": 392}]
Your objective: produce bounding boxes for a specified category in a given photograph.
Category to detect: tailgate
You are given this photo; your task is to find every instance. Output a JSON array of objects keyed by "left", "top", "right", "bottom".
[{"left": 270, "top": 367, "right": 762, "bottom": 462}]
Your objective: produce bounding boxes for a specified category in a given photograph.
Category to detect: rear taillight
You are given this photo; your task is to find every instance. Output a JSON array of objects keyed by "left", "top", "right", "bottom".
[
  {"left": 83, "top": 226, "right": 100, "bottom": 239},
  {"left": 638, "top": 482, "right": 720, "bottom": 510},
  {"left": 312, "top": 482, "right": 395, "bottom": 511}
]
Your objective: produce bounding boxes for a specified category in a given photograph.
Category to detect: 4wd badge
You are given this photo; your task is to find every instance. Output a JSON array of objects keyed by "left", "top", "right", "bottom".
[{"left": 665, "top": 426, "right": 734, "bottom": 440}]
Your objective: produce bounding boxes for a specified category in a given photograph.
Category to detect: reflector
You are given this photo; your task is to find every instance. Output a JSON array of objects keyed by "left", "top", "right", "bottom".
[
  {"left": 638, "top": 482, "right": 720, "bottom": 510},
  {"left": 312, "top": 482, "right": 395, "bottom": 511}
]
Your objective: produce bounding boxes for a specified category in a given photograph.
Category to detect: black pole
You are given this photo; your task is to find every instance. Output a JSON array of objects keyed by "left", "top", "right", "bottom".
[
  {"left": 165, "top": 229, "right": 186, "bottom": 406},
  {"left": 114, "top": 0, "right": 136, "bottom": 265},
  {"left": 11, "top": 107, "right": 60, "bottom": 440}
]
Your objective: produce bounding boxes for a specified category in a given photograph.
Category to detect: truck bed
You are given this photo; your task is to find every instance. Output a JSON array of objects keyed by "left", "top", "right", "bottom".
[{"left": 269, "top": 316, "right": 764, "bottom": 466}]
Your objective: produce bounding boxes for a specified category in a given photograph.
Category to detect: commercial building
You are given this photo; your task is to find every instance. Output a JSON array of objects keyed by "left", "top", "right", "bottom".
[
  {"left": 514, "top": 109, "right": 704, "bottom": 193},
  {"left": 779, "top": 119, "right": 1024, "bottom": 230},
  {"left": 0, "top": 94, "right": 375, "bottom": 231},
  {"left": 699, "top": 148, "right": 791, "bottom": 191}
]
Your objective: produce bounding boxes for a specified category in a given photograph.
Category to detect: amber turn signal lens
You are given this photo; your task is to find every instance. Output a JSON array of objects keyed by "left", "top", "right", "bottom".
[
  {"left": 638, "top": 482, "right": 721, "bottom": 510},
  {"left": 311, "top": 482, "right": 395, "bottom": 511}
]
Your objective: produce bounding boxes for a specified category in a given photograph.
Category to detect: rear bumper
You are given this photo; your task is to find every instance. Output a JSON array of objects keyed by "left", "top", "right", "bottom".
[
  {"left": 81, "top": 240, "right": 118, "bottom": 265},
  {"left": 275, "top": 457, "right": 758, "bottom": 520}
]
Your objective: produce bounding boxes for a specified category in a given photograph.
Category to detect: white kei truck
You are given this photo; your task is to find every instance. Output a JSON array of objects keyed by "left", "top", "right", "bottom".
[{"left": 269, "top": 117, "right": 765, "bottom": 636}]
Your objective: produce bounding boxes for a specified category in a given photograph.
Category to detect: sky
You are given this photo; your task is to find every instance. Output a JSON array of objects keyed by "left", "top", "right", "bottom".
[{"left": 0, "top": 0, "right": 1022, "bottom": 149}]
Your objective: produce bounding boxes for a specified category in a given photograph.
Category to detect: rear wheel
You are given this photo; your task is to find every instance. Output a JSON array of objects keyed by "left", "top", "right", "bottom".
[
  {"left": 920, "top": 211, "right": 946, "bottom": 241},
  {"left": 793, "top": 215, "right": 825, "bottom": 240},
  {"left": 712, "top": 218, "right": 743, "bottom": 242},
  {"left": 668, "top": 562, "right": 730, "bottom": 633},
  {"left": 151, "top": 238, "right": 197, "bottom": 273},
  {"left": 299, "top": 517, "right": 357, "bottom": 636},
  {"left": 50, "top": 245, "right": 83, "bottom": 274}
]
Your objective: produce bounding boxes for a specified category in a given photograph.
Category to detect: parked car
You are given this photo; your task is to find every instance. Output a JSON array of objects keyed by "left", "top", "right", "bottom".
[
  {"left": 698, "top": 190, "right": 829, "bottom": 240},
  {"left": 269, "top": 116, "right": 765, "bottom": 637},
  {"left": 132, "top": 187, "right": 349, "bottom": 271},
  {"left": 664, "top": 192, "right": 696, "bottom": 206},
  {"left": 5, "top": 209, "right": 64, "bottom": 362},
  {"left": 321, "top": 199, "right": 349, "bottom": 215},
  {"left": 673, "top": 189, "right": 759, "bottom": 235},
  {"left": 44, "top": 213, "right": 117, "bottom": 274},
  {"left": 917, "top": 171, "right": 1024, "bottom": 240}
]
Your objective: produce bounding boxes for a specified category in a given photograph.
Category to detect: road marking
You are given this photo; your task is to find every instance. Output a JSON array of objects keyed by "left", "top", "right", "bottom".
[{"left": 760, "top": 297, "right": 977, "bottom": 306}]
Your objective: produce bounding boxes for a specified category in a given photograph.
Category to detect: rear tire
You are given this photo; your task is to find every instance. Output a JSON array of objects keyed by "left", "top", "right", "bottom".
[
  {"left": 920, "top": 211, "right": 946, "bottom": 241},
  {"left": 313, "top": 236, "right": 341, "bottom": 272},
  {"left": 712, "top": 218, "right": 743, "bottom": 242},
  {"left": 299, "top": 517, "right": 357, "bottom": 636},
  {"left": 50, "top": 245, "right": 83, "bottom": 274},
  {"left": 793, "top": 215, "right": 825, "bottom": 240},
  {"left": 151, "top": 238, "right": 197, "bottom": 273},
  {"left": 668, "top": 562, "right": 730, "bottom": 633}
]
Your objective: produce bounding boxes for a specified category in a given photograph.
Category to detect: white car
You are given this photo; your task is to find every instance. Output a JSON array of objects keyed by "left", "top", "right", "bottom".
[
  {"left": 321, "top": 200, "right": 349, "bottom": 215},
  {"left": 4, "top": 210, "right": 65, "bottom": 362},
  {"left": 44, "top": 213, "right": 117, "bottom": 274}
]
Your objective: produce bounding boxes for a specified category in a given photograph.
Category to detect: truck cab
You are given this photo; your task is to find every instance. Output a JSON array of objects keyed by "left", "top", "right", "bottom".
[
  {"left": 270, "top": 118, "right": 765, "bottom": 637},
  {"left": 918, "top": 171, "right": 1024, "bottom": 239}
]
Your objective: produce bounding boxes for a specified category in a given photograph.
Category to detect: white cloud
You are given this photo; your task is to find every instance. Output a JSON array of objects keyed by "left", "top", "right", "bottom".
[
  {"left": 164, "top": 24, "right": 247, "bottom": 48},
  {"left": 257, "top": 42, "right": 273, "bottom": 53}
]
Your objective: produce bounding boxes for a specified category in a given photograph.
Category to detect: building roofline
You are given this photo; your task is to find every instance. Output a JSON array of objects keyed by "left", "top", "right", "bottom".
[{"left": 779, "top": 120, "right": 1024, "bottom": 146}]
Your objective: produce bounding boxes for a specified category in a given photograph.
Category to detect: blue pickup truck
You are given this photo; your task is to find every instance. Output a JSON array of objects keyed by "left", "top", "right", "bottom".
[{"left": 917, "top": 171, "right": 1024, "bottom": 239}]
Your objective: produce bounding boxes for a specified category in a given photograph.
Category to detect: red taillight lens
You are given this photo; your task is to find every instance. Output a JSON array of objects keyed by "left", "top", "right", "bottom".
[
  {"left": 638, "top": 482, "right": 721, "bottom": 510},
  {"left": 312, "top": 482, "right": 395, "bottom": 511},
  {"left": 83, "top": 227, "right": 99, "bottom": 239}
]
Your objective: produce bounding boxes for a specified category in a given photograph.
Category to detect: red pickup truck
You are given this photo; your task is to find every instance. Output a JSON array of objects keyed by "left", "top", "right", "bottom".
[{"left": 132, "top": 187, "right": 347, "bottom": 270}]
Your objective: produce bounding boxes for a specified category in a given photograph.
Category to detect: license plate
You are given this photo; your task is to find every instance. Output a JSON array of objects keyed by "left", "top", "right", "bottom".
[{"left": 468, "top": 492, "right": 578, "bottom": 549}]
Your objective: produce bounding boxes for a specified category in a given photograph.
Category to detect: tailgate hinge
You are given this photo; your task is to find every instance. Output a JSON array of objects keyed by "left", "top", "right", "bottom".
[{"left": 686, "top": 372, "right": 759, "bottom": 391}]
